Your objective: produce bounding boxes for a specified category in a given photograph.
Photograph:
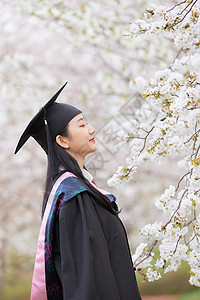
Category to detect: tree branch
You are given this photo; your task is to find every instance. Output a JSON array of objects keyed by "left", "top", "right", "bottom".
[
  {"left": 125, "top": 126, "right": 155, "bottom": 176},
  {"left": 166, "top": 0, "right": 188, "bottom": 13},
  {"left": 186, "top": 234, "right": 196, "bottom": 246},
  {"left": 194, "top": 142, "right": 200, "bottom": 159},
  {"left": 175, "top": 171, "right": 190, "bottom": 192},
  {"left": 170, "top": 47, "right": 184, "bottom": 68},
  {"left": 191, "top": 219, "right": 199, "bottom": 244},
  {"left": 180, "top": 0, "right": 194, "bottom": 14},
  {"left": 173, "top": 235, "right": 182, "bottom": 254},
  {"left": 184, "top": 128, "right": 200, "bottom": 144},
  {"left": 162, "top": 188, "right": 188, "bottom": 230},
  {"left": 135, "top": 239, "right": 158, "bottom": 267},
  {"left": 139, "top": 126, "right": 155, "bottom": 155},
  {"left": 184, "top": 217, "right": 196, "bottom": 227},
  {"left": 165, "top": 0, "right": 198, "bottom": 29}
]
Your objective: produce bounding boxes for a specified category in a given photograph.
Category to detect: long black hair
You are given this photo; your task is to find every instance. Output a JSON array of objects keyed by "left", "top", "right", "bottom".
[{"left": 42, "top": 123, "right": 121, "bottom": 218}]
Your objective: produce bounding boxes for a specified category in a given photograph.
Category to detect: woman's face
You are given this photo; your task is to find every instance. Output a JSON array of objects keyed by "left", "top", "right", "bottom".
[{"left": 57, "top": 113, "right": 96, "bottom": 162}]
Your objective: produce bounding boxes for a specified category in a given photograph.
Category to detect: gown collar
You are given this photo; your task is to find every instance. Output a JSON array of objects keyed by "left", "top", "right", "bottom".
[
  {"left": 81, "top": 168, "right": 93, "bottom": 182},
  {"left": 59, "top": 165, "right": 93, "bottom": 182}
]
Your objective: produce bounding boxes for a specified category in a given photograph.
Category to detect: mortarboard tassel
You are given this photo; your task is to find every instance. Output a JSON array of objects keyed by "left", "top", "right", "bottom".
[{"left": 42, "top": 107, "right": 58, "bottom": 184}]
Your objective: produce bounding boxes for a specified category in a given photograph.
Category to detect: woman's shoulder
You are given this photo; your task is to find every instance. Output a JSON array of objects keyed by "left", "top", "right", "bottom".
[
  {"left": 52, "top": 171, "right": 88, "bottom": 203},
  {"left": 54, "top": 170, "right": 117, "bottom": 208},
  {"left": 55, "top": 171, "right": 84, "bottom": 187}
]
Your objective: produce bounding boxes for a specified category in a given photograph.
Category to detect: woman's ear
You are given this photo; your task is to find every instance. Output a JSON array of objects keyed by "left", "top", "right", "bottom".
[{"left": 56, "top": 135, "right": 69, "bottom": 149}]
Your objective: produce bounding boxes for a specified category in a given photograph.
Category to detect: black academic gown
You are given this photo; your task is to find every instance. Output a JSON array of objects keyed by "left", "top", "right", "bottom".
[{"left": 53, "top": 191, "right": 141, "bottom": 300}]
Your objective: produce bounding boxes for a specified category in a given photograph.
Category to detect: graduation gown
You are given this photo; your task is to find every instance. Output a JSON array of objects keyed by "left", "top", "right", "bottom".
[
  {"left": 54, "top": 192, "right": 141, "bottom": 300},
  {"left": 30, "top": 171, "right": 141, "bottom": 300}
]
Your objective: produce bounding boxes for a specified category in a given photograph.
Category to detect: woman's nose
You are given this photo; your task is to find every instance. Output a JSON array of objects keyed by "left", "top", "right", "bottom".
[{"left": 89, "top": 124, "right": 95, "bottom": 134}]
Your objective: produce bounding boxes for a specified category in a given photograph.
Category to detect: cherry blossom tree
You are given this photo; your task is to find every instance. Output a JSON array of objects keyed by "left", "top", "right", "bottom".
[{"left": 108, "top": 0, "right": 200, "bottom": 287}]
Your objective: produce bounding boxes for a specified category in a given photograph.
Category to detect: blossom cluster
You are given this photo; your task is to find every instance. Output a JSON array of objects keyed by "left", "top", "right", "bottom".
[{"left": 130, "top": 1, "right": 200, "bottom": 50}]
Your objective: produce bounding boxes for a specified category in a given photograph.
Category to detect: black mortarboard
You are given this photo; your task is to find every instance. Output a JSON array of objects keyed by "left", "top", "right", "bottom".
[{"left": 14, "top": 82, "right": 82, "bottom": 154}]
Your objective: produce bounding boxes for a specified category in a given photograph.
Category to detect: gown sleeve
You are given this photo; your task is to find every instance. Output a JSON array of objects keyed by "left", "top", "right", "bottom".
[{"left": 53, "top": 191, "right": 141, "bottom": 300}]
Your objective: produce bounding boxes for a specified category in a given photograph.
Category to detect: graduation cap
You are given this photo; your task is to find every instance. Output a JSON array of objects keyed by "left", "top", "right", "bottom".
[{"left": 14, "top": 82, "right": 82, "bottom": 155}]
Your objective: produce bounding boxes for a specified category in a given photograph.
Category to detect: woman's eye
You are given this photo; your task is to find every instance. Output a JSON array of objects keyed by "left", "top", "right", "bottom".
[{"left": 80, "top": 122, "right": 88, "bottom": 127}]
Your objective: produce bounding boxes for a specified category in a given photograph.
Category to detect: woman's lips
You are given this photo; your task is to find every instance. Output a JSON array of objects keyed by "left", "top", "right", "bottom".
[{"left": 89, "top": 138, "right": 95, "bottom": 142}]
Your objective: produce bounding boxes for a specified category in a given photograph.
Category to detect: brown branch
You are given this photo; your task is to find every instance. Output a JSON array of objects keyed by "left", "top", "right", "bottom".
[
  {"left": 180, "top": 0, "right": 194, "bottom": 14},
  {"left": 187, "top": 107, "right": 200, "bottom": 110},
  {"left": 173, "top": 211, "right": 197, "bottom": 252},
  {"left": 186, "top": 234, "right": 196, "bottom": 245},
  {"left": 184, "top": 128, "right": 200, "bottom": 144},
  {"left": 167, "top": 0, "right": 188, "bottom": 13},
  {"left": 170, "top": 47, "right": 184, "bottom": 68},
  {"left": 165, "top": 0, "right": 198, "bottom": 29},
  {"left": 184, "top": 217, "right": 196, "bottom": 227},
  {"left": 141, "top": 128, "right": 149, "bottom": 134},
  {"left": 126, "top": 126, "right": 155, "bottom": 176},
  {"left": 162, "top": 188, "right": 188, "bottom": 230},
  {"left": 173, "top": 235, "right": 182, "bottom": 254},
  {"left": 135, "top": 239, "right": 158, "bottom": 267},
  {"left": 175, "top": 171, "right": 190, "bottom": 192},
  {"left": 186, "top": 210, "right": 199, "bottom": 245},
  {"left": 134, "top": 170, "right": 197, "bottom": 267},
  {"left": 194, "top": 142, "right": 200, "bottom": 159},
  {"left": 139, "top": 126, "right": 155, "bottom": 155},
  {"left": 131, "top": 136, "right": 146, "bottom": 140},
  {"left": 184, "top": 122, "right": 200, "bottom": 160},
  {"left": 191, "top": 219, "right": 199, "bottom": 243}
]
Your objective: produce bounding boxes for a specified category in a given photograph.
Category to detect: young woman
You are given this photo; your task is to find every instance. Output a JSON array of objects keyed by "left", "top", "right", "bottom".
[{"left": 15, "top": 83, "right": 141, "bottom": 300}]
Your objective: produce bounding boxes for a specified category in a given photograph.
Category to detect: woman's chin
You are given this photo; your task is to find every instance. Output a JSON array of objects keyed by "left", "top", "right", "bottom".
[{"left": 89, "top": 144, "right": 97, "bottom": 153}]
